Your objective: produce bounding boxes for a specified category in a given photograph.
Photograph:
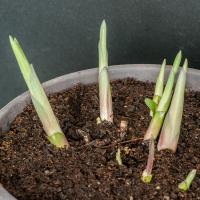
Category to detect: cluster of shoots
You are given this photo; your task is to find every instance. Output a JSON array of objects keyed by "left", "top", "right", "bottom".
[
  {"left": 9, "top": 36, "right": 69, "bottom": 149},
  {"left": 9, "top": 20, "right": 113, "bottom": 148},
  {"left": 142, "top": 51, "right": 189, "bottom": 183},
  {"left": 9, "top": 20, "right": 195, "bottom": 190}
]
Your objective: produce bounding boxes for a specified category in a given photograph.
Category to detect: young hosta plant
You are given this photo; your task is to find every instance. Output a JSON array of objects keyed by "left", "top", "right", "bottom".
[
  {"left": 98, "top": 20, "right": 113, "bottom": 122},
  {"left": 178, "top": 169, "right": 197, "bottom": 191},
  {"left": 141, "top": 138, "right": 155, "bottom": 183},
  {"left": 157, "top": 59, "right": 188, "bottom": 152},
  {"left": 145, "top": 59, "right": 166, "bottom": 116},
  {"left": 144, "top": 51, "right": 182, "bottom": 140},
  {"left": 10, "top": 36, "right": 69, "bottom": 148}
]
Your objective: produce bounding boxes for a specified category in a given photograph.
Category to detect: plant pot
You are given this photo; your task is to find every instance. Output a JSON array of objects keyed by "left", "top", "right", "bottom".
[{"left": 0, "top": 64, "right": 199, "bottom": 200}]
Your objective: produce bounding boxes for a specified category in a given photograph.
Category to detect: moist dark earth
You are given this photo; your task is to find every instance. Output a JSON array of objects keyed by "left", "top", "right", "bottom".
[{"left": 0, "top": 78, "right": 200, "bottom": 200}]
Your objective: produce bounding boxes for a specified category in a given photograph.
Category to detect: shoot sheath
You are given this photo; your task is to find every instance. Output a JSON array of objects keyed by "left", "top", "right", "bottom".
[{"left": 157, "top": 59, "right": 188, "bottom": 152}]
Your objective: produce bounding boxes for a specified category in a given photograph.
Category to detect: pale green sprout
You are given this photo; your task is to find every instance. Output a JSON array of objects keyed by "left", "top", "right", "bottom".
[
  {"left": 157, "top": 59, "right": 188, "bottom": 152},
  {"left": 116, "top": 148, "right": 123, "bottom": 166},
  {"left": 178, "top": 169, "right": 197, "bottom": 191},
  {"left": 147, "top": 59, "right": 166, "bottom": 116},
  {"left": 145, "top": 59, "right": 166, "bottom": 116},
  {"left": 98, "top": 20, "right": 113, "bottom": 122},
  {"left": 141, "top": 138, "right": 154, "bottom": 183},
  {"left": 153, "top": 59, "right": 166, "bottom": 104},
  {"left": 144, "top": 51, "right": 182, "bottom": 140},
  {"left": 9, "top": 36, "right": 69, "bottom": 148}
]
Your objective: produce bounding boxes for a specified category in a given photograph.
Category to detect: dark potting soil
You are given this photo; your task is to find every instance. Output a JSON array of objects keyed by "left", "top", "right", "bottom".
[{"left": 0, "top": 78, "right": 200, "bottom": 200}]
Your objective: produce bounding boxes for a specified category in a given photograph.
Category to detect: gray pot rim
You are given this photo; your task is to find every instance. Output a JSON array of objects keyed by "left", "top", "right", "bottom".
[{"left": 0, "top": 64, "right": 200, "bottom": 200}]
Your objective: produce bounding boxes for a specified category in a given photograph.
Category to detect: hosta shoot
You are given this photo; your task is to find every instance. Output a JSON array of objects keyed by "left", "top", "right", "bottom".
[
  {"left": 144, "top": 51, "right": 182, "bottom": 140},
  {"left": 141, "top": 138, "right": 155, "bottom": 183},
  {"left": 98, "top": 20, "right": 113, "bottom": 122},
  {"left": 9, "top": 36, "right": 69, "bottom": 148},
  {"left": 178, "top": 169, "right": 197, "bottom": 191},
  {"left": 157, "top": 59, "right": 188, "bottom": 152}
]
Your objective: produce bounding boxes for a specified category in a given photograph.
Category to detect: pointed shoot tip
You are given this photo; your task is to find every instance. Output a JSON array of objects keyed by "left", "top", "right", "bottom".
[
  {"left": 183, "top": 58, "right": 188, "bottom": 72},
  {"left": 163, "top": 58, "right": 167, "bottom": 64},
  {"left": 101, "top": 19, "right": 106, "bottom": 29},
  {"left": 9, "top": 35, "right": 13, "bottom": 41},
  {"left": 178, "top": 50, "right": 182, "bottom": 56},
  {"left": 9, "top": 35, "right": 15, "bottom": 46}
]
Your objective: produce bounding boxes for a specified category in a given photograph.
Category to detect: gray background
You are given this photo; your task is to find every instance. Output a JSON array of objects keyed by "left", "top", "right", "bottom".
[{"left": 0, "top": 0, "right": 200, "bottom": 107}]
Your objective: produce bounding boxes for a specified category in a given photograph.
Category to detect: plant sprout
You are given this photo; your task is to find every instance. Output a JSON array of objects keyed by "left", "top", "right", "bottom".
[
  {"left": 98, "top": 20, "right": 113, "bottom": 122},
  {"left": 141, "top": 138, "right": 155, "bottom": 183},
  {"left": 144, "top": 51, "right": 182, "bottom": 140},
  {"left": 9, "top": 36, "right": 69, "bottom": 148},
  {"left": 178, "top": 169, "right": 197, "bottom": 191},
  {"left": 157, "top": 59, "right": 188, "bottom": 152},
  {"left": 116, "top": 148, "right": 123, "bottom": 166},
  {"left": 145, "top": 59, "right": 166, "bottom": 117}
]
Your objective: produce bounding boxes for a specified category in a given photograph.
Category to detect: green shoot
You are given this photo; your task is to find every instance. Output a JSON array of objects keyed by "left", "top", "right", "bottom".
[
  {"left": 150, "top": 59, "right": 166, "bottom": 116},
  {"left": 141, "top": 138, "right": 154, "bottom": 183},
  {"left": 116, "top": 148, "right": 123, "bottom": 166},
  {"left": 9, "top": 36, "right": 69, "bottom": 148},
  {"left": 98, "top": 20, "right": 113, "bottom": 122},
  {"left": 157, "top": 59, "right": 188, "bottom": 152},
  {"left": 144, "top": 51, "right": 182, "bottom": 140},
  {"left": 178, "top": 169, "right": 197, "bottom": 191}
]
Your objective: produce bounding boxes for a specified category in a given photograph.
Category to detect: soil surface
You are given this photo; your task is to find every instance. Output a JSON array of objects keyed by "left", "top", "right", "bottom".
[{"left": 0, "top": 78, "right": 200, "bottom": 200}]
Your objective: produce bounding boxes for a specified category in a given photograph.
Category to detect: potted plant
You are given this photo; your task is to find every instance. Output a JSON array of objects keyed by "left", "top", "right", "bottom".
[{"left": 0, "top": 21, "right": 199, "bottom": 199}]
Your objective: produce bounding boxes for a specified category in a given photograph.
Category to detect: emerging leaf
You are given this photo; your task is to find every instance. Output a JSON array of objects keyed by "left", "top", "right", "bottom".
[
  {"left": 154, "top": 59, "right": 166, "bottom": 101},
  {"left": 149, "top": 59, "right": 166, "bottom": 117},
  {"left": 145, "top": 98, "right": 158, "bottom": 116}
]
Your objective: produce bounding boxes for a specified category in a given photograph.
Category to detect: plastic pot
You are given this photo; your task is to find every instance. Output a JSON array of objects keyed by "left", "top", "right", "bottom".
[{"left": 0, "top": 64, "right": 199, "bottom": 199}]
